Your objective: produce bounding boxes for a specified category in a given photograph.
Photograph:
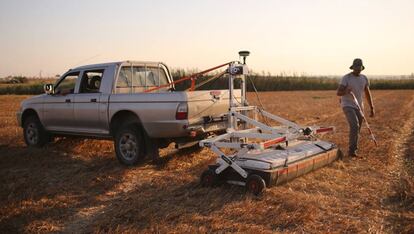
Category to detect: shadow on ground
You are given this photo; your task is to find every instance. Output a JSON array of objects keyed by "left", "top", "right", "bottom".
[
  {"left": 0, "top": 138, "right": 246, "bottom": 233},
  {"left": 0, "top": 139, "right": 126, "bottom": 232}
]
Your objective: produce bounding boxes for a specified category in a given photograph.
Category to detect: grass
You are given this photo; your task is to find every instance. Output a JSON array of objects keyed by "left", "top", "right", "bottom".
[
  {"left": 0, "top": 78, "right": 55, "bottom": 95},
  {"left": 0, "top": 83, "right": 44, "bottom": 95},
  {"left": 173, "top": 72, "right": 414, "bottom": 91},
  {"left": 171, "top": 68, "right": 414, "bottom": 91},
  {"left": 1, "top": 73, "right": 414, "bottom": 95}
]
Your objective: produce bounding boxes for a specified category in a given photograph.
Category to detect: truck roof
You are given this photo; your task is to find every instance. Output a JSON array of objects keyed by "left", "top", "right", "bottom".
[{"left": 72, "top": 61, "right": 163, "bottom": 70}]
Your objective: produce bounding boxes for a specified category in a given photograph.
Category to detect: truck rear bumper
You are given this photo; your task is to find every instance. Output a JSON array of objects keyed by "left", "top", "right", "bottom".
[
  {"left": 187, "top": 120, "right": 227, "bottom": 136},
  {"left": 145, "top": 120, "right": 227, "bottom": 139}
]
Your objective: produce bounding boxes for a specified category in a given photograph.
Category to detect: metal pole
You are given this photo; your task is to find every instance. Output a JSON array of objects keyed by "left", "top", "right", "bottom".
[
  {"left": 240, "top": 74, "right": 247, "bottom": 129},
  {"left": 228, "top": 63, "right": 235, "bottom": 129},
  {"left": 241, "top": 75, "right": 246, "bottom": 106}
]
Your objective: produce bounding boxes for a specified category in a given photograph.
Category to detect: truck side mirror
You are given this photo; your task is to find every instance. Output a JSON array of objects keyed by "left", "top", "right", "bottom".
[{"left": 44, "top": 84, "right": 54, "bottom": 95}]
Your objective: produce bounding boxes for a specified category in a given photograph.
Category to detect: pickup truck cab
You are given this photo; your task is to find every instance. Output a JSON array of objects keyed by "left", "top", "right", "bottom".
[{"left": 17, "top": 61, "right": 238, "bottom": 165}]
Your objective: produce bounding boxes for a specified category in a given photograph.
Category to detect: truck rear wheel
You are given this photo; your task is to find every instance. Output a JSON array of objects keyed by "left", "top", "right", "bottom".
[
  {"left": 115, "top": 124, "right": 145, "bottom": 165},
  {"left": 23, "top": 115, "right": 49, "bottom": 147}
]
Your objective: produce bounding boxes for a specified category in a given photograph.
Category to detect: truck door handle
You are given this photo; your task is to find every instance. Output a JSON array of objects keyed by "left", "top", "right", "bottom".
[
  {"left": 65, "top": 99, "right": 71, "bottom": 103},
  {"left": 90, "top": 98, "right": 97, "bottom": 102}
]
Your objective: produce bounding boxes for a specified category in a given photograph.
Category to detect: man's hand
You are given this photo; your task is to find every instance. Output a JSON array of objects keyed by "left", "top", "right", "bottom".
[
  {"left": 337, "top": 85, "right": 351, "bottom": 96},
  {"left": 365, "top": 85, "right": 375, "bottom": 117}
]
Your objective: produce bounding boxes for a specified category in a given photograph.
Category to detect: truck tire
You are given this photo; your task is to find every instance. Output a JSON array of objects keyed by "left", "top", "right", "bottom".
[
  {"left": 114, "top": 124, "right": 145, "bottom": 165},
  {"left": 23, "top": 115, "right": 49, "bottom": 147}
]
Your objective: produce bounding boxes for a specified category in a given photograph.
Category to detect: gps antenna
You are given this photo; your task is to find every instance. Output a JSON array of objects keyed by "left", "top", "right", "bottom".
[{"left": 238, "top": 51, "right": 250, "bottom": 64}]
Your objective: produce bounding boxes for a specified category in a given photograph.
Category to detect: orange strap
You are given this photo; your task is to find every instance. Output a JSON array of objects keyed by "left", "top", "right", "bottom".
[{"left": 144, "top": 62, "right": 232, "bottom": 93}]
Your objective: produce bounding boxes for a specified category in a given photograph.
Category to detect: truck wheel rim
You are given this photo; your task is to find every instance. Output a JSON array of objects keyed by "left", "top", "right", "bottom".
[
  {"left": 26, "top": 123, "right": 38, "bottom": 145},
  {"left": 204, "top": 174, "right": 213, "bottom": 185},
  {"left": 119, "top": 133, "right": 138, "bottom": 160}
]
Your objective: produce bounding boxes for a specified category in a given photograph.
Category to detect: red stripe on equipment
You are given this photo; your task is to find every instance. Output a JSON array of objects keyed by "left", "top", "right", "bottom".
[
  {"left": 316, "top": 127, "right": 334, "bottom": 134},
  {"left": 263, "top": 136, "right": 286, "bottom": 149},
  {"left": 144, "top": 62, "right": 232, "bottom": 93}
]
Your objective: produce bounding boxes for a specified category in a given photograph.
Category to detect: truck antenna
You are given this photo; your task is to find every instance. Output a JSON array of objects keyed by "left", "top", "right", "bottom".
[{"left": 72, "top": 54, "right": 101, "bottom": 67}]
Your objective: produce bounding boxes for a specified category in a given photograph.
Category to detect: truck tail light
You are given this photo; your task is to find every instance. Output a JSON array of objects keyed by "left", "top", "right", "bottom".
[{"left": 176, "top": 103, "right": 188, "bottom": 120}]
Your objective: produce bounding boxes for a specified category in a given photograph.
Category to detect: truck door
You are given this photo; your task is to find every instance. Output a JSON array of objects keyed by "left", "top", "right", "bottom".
[
  {"left": 42, "top": 71, "right": 79, "bottom": 131},
  {"left": 73, "top": 69, "right": 108, "bottom": 134}
]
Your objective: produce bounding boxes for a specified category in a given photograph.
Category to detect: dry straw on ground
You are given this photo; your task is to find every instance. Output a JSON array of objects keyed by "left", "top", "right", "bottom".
[{"left": 0, "top": 90, "right": 413, "bottom": 233}]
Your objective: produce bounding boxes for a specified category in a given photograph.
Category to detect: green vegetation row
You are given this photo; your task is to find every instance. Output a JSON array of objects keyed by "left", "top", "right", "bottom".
[
  {"left": 0, "top": 83, "right": 44, "bottom": 95},
  {"left": 1, "top": 75, "right": 414, "bottom": 95},
  {"left": 173, "top": 73, "right": 414, "bottom": 91}
]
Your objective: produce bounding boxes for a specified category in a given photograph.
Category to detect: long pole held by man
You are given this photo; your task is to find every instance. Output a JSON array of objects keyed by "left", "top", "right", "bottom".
[{"left": 337, "top": 58, "right": 375, "bottom": 158}]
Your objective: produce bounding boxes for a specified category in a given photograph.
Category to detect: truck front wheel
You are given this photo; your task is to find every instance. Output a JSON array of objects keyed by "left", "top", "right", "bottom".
[
  {"left": 23, "top": 115, "right": 49, "bottom": 147},
  {"left": 115, "top": 124, "right": 145, "bottom": 165}
]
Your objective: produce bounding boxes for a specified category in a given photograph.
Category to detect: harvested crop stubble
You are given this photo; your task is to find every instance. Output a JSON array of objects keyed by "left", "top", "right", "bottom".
[{"left": 0, "top": 90, "right": 413, "bottom": 233}]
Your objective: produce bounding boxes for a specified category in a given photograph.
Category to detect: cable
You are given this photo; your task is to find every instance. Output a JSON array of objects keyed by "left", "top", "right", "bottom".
[
  {"left": 248, "top": 76, "right": 265, "bottom": 110},
  {"left": 185, "top": 71, "right": 226, "bottom": 91},
  {"left": 247, "top": 76, "right": 270, "bottom": 125}
]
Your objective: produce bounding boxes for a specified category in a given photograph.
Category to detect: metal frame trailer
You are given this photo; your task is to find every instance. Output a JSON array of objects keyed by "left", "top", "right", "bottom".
[{"left": 199, "top": 52, "right": 340, "bottom": 195}]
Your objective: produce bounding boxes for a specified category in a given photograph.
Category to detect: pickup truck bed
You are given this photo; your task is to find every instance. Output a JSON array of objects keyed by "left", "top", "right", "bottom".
[{"left": 108, "top": 89, "right": 238, "bottom": 138}]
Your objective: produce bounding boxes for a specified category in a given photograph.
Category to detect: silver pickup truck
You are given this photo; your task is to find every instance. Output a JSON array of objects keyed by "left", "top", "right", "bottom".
[{"left": 17, "top": 61, "right": 239, "bottom": 165}]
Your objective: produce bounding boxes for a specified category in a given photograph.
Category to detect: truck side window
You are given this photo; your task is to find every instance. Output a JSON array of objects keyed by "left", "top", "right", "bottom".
[
  {"left": 131, "top": 66, "right": 146, "bottom": 92},
  {"left": 54, "top": 72, "right": 80, "bottom": 95},
  {"left": 115, "top": 65, "right": 169, "bottom": 93},
  {"left": 146, "top": 68, "right": 157, "bottom": 87},
  {"left": 158, "top": 68, "right": 168, "bottom": 86},
  {"left": 116, "top": 67, "right": 132, "bottom": 93},
  {"left": 79, "top": 70, "right": 104, "bottom": 93}
]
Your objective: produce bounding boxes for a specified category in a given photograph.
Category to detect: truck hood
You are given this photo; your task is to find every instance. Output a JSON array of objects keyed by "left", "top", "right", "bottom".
[{"left": 21, "top": 94, "right": 45, "bottom": 106}]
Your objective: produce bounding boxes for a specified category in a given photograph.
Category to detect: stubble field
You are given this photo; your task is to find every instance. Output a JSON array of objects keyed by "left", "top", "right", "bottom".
[{"left": 0, "top": 90, "right": 413, "bottom": 233}]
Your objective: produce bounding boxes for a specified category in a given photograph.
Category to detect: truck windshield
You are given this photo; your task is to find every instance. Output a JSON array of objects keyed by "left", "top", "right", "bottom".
[
  {"left": 54, "top": 72, "right": 79, "bottom": 95},
  {"left": 116, "top": 66, "right": 169, "bottom": 93}
]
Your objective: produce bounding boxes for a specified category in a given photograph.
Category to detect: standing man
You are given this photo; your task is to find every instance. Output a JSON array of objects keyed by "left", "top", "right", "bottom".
[{"left": 337, "top": 58, "right": 375, "bottom": 157}]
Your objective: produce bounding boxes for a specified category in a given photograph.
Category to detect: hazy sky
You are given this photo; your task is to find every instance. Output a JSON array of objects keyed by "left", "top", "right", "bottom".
[{"left": 1, "top": 0, "right": 413, "bottom": 77}]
